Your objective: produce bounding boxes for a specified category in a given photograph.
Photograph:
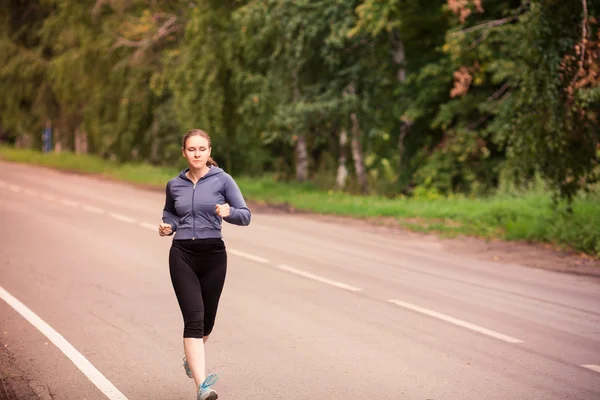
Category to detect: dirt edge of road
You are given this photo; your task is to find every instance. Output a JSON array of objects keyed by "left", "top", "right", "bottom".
[
  {"left": 4, "top": 160, "right": 600, "bottom": 279},
  {"left": 0, "top": 345, "right": 43, "bottom": 400}
]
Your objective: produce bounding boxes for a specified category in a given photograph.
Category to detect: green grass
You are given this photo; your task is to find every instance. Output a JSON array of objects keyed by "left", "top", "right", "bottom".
[
  {"left": 2, "top": 146, "right": 599, "bottom": 257},
  {"left": 0, "top": 146, "right": 177, "bottom": 185}
]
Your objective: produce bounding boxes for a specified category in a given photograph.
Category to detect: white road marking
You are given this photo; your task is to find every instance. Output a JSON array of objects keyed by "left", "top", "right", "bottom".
[
  {"left": 3, "top": 181, "right": 364, "bottom": 294},
  {"left": 581, "top": 365, "right": 600, "bottom": 374},
  {"left": 15, "top": 177, "right": 600, "bottom": 374},
  {"left": 388, "top": 299, "right": 524, "bottom": 343},
  {"left": 0, "top": 285, "right": 129, "bottom": 400},
  {"left": 277, "top": 264, "right": 363, "bottom": 292},
  {"left": 83, "top": 205, "right": 105, "bottom": 215},
  {"left": 108, "top": 213, "right": 135, "bottom": 224},
  {"left": 60, "top": 199, "right": 79, "bottom": 207},
  {"left": 140, "top": 222, "right": 157, "bottom": 231},
  {"left": 229, "top": 249, "right": 270, "bottom": 264}
]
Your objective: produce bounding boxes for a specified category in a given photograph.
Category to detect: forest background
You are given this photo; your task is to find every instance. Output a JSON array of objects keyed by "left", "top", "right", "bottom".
[{"left": 1, "top": 0, "right": 599, "bottom": 256}]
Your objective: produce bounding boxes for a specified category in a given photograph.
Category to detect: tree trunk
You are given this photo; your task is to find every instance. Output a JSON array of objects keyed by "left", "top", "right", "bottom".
[
  {"left": 344, "top": 83, "right": 368, "bottom": 194},
  {"left": 150, "top": 115, "right": 159, "bottom": 164},
  {"left": 392, "top": 33, "right": 406, "bottom": 82},
  {"left": 350, "top": 112, "right": 368, "bottom": 194},
  {"left": 295, "top": 133, "right": 308, "bottom": 182},
  {"left": 54, "top": 127, "right": 62, "bottom": 153},
  {"left": 222, "top": 68, "right": 234, "bottom": 172},
  {"left": 74, "top": 128, "right": 81, "bottom": 154},
  {"left": 74, "top": 127, "right": 88, "bottom": 154},
  {"left": 336, "top": 129, "right": 348, "bottom": 190},
  {"left": 292, "top": 67, "right": 308, "bottom": 182},
  {"left": 397, "top": 120, "right": 412, "bottom": 167},
  {"left": 16, "top": 133, "right": 32, "bottom": 148},
  {"left": 392, "top": 32, "right": 412, "bottom": 171}
]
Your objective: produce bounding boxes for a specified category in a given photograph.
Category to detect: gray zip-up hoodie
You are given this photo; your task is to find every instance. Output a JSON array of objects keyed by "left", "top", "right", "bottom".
[{"left": 162, "top": 167, "right": 251, "bottom": 240}]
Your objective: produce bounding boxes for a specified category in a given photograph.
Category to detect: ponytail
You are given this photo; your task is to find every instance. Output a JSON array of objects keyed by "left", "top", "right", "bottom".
[{"left": 207, "top": 156, "right": 218, "bottom": 167}]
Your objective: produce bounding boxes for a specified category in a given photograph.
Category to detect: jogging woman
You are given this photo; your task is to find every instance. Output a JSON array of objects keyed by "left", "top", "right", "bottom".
[{"left": 158, "top": 129, "right": 251, "bottom": 400}]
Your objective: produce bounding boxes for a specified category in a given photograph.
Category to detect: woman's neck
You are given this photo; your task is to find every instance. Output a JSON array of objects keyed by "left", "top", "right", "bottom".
[{"left": 187, "top": 165, "right": 209, "bottom": 184}]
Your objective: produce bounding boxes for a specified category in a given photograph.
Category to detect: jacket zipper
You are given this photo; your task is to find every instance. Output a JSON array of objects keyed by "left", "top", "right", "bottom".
[{"left": 191, "top": 181, "right": 196, "bottom": 240}]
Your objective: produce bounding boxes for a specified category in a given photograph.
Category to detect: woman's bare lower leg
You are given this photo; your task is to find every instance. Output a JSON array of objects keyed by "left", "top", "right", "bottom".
[{"left": 184, "top": 337, "right": 205, "bottom": 388}]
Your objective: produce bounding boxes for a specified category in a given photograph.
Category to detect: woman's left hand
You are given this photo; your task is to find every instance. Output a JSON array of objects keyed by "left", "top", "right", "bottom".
[{"left": 215, "top": 203, "right": 230, "bottom": 218}]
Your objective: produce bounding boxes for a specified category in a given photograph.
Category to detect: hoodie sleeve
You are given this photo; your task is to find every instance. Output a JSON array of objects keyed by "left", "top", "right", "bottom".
[
  {"left": 221, "top": 174, "right": 251, "bottom": 226},
  {"left": 162, "top": 180, "right": 179, "bottom": 234}
]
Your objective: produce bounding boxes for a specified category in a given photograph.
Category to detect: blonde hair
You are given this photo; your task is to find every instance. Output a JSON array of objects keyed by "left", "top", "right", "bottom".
[{"left": 182, "top": 129, "right": 218, "bottom": 167}]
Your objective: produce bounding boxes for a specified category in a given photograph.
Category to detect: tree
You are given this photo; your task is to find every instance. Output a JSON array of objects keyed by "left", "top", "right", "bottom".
[{"left": 0, "top": 0, "right": 54, "bottom": 148}]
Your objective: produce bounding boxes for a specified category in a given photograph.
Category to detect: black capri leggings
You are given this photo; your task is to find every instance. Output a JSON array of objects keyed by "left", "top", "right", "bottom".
[{"left": 169, "top": 238, "right": 227, "bottom": 338}]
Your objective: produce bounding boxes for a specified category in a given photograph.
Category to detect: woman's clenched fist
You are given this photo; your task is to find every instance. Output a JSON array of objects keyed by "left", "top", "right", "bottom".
[
  {"left": 158, "top": 223, "right": 172, "bottom": 236},
  {"left": 215, "top": 203, "right": 230, "bottom": 218}
]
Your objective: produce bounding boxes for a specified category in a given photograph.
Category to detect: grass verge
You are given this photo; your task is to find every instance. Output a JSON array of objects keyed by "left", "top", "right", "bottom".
[{"left": 1, "top": 146, "right": 598, "bottom": 257}]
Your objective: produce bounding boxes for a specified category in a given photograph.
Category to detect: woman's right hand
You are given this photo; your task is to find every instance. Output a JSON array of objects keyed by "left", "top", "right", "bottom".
[{"left": 158, "top": 223, "right": 172, "bottom": 236}]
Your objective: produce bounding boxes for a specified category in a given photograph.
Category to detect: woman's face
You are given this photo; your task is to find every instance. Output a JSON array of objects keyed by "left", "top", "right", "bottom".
[{"left": 182, "top": 135, "right": 211, "bottom": 169}]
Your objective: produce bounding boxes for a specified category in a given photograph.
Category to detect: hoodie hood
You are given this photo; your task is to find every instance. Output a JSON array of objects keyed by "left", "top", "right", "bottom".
[{"left": 178, "top": 166, "right": 224, "bottom": 181}]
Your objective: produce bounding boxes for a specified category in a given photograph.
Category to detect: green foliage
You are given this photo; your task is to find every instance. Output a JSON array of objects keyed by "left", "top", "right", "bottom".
[
  {"left": 0, "top": 0, "right": 597, "bottom": 207},
  {"left": 0, "top": 1, "right": 53, "bottom": 144},
  {"left": 499, "top": 1, "right": 600, "bottom": 202}
]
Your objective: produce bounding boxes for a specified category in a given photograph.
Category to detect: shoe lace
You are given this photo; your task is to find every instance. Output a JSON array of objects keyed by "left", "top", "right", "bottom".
[{"left": 200, "top": 373, "right": 219, "bottom": 390}]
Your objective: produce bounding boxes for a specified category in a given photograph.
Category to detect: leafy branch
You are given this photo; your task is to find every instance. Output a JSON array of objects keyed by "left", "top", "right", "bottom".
[
  {"left": 569, "top": 0, "right": 589, "bottom": 89},
  {"left": 112, "top": 15, "right": 180, "bottom": 59},
  {"left": 451, "top": 15, "right": 519, "bottom": 36}
]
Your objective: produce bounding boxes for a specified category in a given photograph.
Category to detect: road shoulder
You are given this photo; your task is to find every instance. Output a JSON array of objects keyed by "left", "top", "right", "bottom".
[
  {"left": 0, "top": 344, "right": 41, "bottom": 400},
  {"left": 249, "top": 203, "right": 600, "bottom": 279}
]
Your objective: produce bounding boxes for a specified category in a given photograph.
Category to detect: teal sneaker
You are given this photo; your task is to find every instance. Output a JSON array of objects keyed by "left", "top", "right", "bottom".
[
  {"left": 197, "top": 373, "right": 219, "bottom": 400},
  {"left": 183, "top": 357, "right": 193, "bottom": 378}
]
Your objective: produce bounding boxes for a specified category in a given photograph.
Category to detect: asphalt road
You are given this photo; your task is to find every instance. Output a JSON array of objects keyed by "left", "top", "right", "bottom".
[{"left": 0, "top": 160, "right": 599, "bottom": 400}]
